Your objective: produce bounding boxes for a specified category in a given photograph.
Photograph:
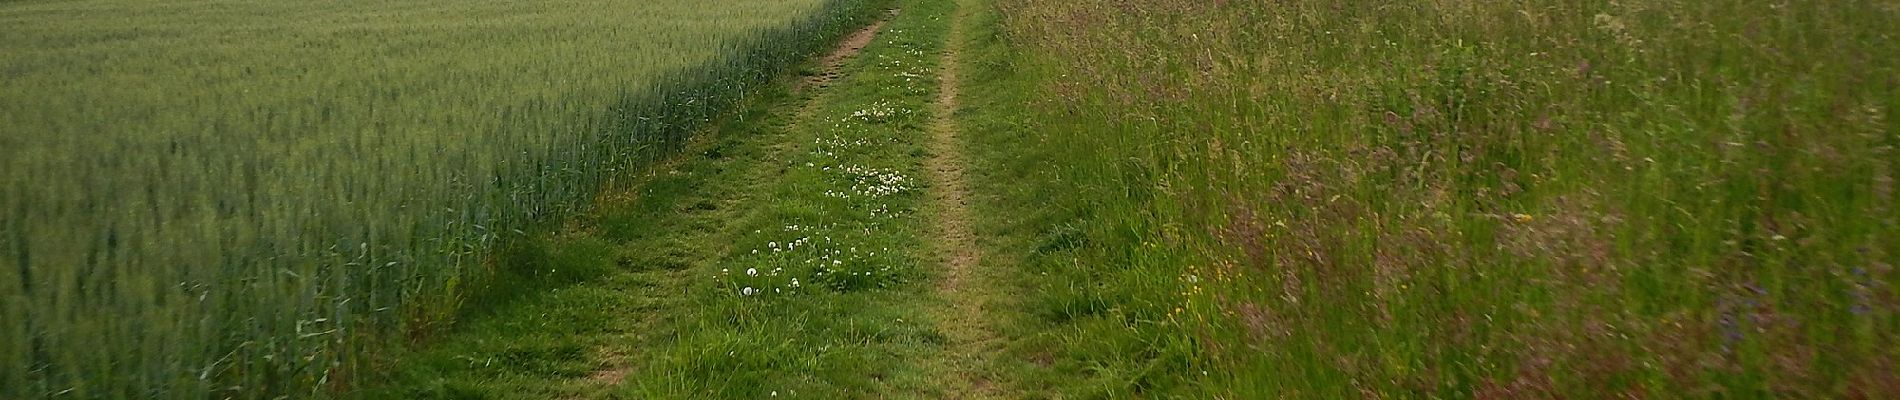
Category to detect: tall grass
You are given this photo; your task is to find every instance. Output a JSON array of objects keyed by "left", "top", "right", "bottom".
[
  {"left": 978, "top": 0, "right": 1896, "bottom": 396},
  {"left": 0, "top": 0, "right": 879, "bottom": 397}
]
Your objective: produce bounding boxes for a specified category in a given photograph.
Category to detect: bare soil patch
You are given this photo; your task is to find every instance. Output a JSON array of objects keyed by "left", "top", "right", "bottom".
[{"left": 800, "top": 9, "right": 899, "bottom": 92}]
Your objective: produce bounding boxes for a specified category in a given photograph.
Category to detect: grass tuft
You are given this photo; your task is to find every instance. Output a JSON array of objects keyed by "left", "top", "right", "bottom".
[{"left": 962, "top": 0, "right": 1898, "bottom": 397}]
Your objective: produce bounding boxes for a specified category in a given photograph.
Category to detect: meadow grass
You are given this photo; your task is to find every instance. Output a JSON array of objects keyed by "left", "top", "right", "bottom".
[
  {"left": 0, "top": 0, "right": 881, "bottom": 397},
  {"left": 963, "top": 0, "right": 1897, "bottom": 397}
]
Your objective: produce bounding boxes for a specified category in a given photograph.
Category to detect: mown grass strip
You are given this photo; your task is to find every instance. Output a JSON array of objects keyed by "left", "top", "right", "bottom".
[{"left": 613, "top": 1, "right": 971, "bottom": 397}]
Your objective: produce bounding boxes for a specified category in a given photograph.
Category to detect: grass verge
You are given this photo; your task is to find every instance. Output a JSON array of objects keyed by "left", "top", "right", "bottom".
[{"left": 962, "top": 0, "right": 1897, "bottom": 397}]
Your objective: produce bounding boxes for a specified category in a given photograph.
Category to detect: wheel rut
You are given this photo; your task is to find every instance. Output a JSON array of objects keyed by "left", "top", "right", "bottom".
[
  {"left": 800, "top": 10, "right": 895, "bottom": 94},
  {"left": 922, "top": 3, "right": 1005, "bottom": 398}
]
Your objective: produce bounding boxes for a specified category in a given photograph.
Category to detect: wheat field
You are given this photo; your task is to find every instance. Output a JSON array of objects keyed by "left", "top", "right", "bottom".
[{"left": 0, "top": 0, "right": 875, "bottom": 397}]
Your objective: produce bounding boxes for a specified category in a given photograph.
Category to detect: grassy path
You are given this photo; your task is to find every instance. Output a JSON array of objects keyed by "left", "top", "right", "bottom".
[
  {"left": 355, "top": 0, "right": 1021, "bottom": 398},
  {"left": 917, "top": 1, "right": 1010, "bottom": 398}
]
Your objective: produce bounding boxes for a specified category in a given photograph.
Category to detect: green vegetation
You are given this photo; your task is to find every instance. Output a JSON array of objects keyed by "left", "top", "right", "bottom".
[
  {"left": 0, "top": 0, "right": 882, "bottom": 397},
  {"left": 624, "top": 5, "right": 955, "bottom": 395},
  {"left": 355, "top": 73, "right": 795, "bottom": 400},
  {"left": 10, "top": 0, "right": 1895, "bottom": 397},
  {"left": 963, "top": 0, "right": 1898, "bottom": 397},
  {"left": 358, "top": 0, "right": 982, "bottom": 397}
]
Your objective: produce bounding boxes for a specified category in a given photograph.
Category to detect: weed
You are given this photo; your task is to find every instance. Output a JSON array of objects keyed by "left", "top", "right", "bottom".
[{"left": 966, "top": 0, "right": 1898, "bottom": 397}]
